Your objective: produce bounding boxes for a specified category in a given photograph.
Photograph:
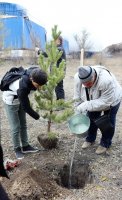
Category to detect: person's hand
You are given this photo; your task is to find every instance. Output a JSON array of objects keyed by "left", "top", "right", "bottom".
[
  {"left": 39, "top": 116, "right": 48, "bottom": 122},
  {"left": 73, "top": 100, "right": 81, "bottom": 108},
  {"left": 74, "top": 106, "right": 81, "bottom": 115},
  {"left": 74, "top": 106, "right": 87, "bottom": 116},
  {"left": 76, "top": 101, "right": 88, "bottom": 114}
]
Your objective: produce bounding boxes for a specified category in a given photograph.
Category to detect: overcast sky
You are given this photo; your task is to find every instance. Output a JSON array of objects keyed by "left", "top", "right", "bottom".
[{"left": 1, "top": 0, "right": 122, "bottom": 51}]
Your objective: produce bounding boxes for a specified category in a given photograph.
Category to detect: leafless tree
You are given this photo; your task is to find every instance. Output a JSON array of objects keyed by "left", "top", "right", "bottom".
[{"left": 74, "top": 29, "right": 93, "bottom": 51}]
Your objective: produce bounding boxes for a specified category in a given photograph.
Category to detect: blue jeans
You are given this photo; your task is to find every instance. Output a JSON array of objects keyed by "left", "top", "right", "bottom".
[
  {"left": 86, "top": 102, "right": 120, "bottom": 148},
  {"left": 4, "top": 103, "right": 29, "bottom": 150}
]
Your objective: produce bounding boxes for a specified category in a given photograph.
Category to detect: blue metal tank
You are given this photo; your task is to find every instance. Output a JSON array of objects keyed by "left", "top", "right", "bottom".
[
  {"left": 0, "top": 2, "right": 27, "bottom": 17},
  {"left": 0, "top": 2, "right": 46, "bottom": 50}
]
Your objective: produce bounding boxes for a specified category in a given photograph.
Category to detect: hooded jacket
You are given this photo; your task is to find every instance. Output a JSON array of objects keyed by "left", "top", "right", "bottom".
[
  {"left": 2, "top": 67, "right": 40, "bottom": 120},
  {"left": 74, "top": 65, "right": 122, "bottom": 113}
]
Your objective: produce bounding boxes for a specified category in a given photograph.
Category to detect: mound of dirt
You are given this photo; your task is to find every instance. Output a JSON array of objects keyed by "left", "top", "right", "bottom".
[{"left": 9, "top": 168, "right": 62, "bottom": 200}]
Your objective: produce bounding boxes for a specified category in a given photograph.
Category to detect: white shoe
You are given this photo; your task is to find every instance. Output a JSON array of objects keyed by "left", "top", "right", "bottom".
[
  {"left": 82, "top": 141, "right": 92, "bottom": 149},
  {"left": 95, "top": 145, "right": 107, "bottom": 154}
]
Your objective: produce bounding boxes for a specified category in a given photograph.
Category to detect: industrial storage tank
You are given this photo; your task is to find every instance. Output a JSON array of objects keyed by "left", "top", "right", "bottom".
[
  {"left": 0, "top": 2, "right": 26, "bottom": 17},
  {"left": 0, "top": 2, "right": 46, "bottom": 51},
  {"left": 0, "top": 2, "right": 69, "bottom": 61}
]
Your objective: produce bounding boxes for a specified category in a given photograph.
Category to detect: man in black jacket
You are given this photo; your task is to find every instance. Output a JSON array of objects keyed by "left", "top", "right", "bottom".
[
  {"left": 55, "top": 36, "right": 66, "bottom": 100},
  {"left": 38, "top": 36, "right": 66, "bottom": 100},
  {"left": 2, "top": 67, "right": 48, "bottom": 159}
]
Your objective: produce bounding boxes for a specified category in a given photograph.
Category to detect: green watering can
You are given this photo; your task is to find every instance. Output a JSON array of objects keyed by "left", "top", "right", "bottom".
[{"left": 68, "top": 114, "right": 90, "bottom": 138}]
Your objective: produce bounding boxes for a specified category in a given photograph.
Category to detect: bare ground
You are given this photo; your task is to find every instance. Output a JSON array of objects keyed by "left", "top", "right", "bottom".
[{"left": 0, "top": 58, "right": 122, "bottom": 200}]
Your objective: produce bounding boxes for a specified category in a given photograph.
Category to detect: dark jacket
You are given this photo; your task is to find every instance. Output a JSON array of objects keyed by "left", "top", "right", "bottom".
[
  {"left": 56, "top": 44, "right": 66, "bottom": 67},
  {"left": 0, "top": 145, "right": 9, "bottom": 179},
  {"left": 40, "top": 44, "right": 66, "bottom": 68},
  {"left": 17, "top": 67, "right": 40, "bottom": 120},
  {"left": 0, "top": 184, "right": 10, "bottom": 200}
]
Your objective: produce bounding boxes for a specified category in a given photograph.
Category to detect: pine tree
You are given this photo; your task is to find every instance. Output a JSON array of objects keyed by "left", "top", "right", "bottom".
[{"left": 34, "top": 25, "right": 73, "bottom": 136}]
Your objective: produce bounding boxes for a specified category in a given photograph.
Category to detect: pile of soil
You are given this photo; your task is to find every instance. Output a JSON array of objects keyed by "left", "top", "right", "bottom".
[{"left": 9, "top": 168, "right": 62, "bottom": 200}]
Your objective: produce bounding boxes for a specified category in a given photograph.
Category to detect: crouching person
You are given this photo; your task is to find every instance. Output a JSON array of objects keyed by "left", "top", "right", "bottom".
[
  {"left": 2, "top": 67, "right": 48, "bottom": 159},
  {"left": 74, "top": 65, "right": 122, "bottom": 154}
]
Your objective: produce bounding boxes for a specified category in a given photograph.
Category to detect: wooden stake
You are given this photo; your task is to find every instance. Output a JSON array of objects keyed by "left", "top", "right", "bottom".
[{"left": 80, "top": 48, "right": 84, "bottom": 66}]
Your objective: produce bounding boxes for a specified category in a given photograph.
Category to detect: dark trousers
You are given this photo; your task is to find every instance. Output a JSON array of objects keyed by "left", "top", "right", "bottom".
[
  {"left": 86, "top": 102, "right": 120, "bottom": 148},
  {"left": 0, "top": 184, "right": 10, "bottom": 200},
  {"left": 55, "top": 80, "right": 65, "bottom": 100}
]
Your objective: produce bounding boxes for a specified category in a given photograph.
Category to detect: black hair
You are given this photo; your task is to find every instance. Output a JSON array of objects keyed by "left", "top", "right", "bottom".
[
  {"left": 58, "top": 36, "right": 63, "bottom": 45},
  {"left": 31, "top": 68, "right": 48, "bottom": 85}
]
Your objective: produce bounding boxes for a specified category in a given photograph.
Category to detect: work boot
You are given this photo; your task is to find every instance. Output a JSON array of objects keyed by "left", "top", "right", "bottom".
[
  {"left": 95, "top": 145, "right": 107, "bottom": 154},
  {"left": 82, "top": 141, "right": 93, "bottom": 149}
]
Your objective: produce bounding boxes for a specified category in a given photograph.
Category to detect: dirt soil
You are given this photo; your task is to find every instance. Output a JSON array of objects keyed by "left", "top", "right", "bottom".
[{"left": 0, "top": 58, "right": 122, "bottom": 200}]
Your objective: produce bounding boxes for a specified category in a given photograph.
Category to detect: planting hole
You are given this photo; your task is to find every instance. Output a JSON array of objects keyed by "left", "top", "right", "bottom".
[{"left": 56, "top": 162, "right": 93, "bottom": 189}]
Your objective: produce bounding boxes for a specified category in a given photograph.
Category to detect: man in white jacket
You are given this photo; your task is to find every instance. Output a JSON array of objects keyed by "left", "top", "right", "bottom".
[{"left": 74, "top": 65, "right": 122, "bottom": 154}]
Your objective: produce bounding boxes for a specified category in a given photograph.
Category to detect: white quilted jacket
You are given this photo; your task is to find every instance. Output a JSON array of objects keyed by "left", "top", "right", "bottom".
[{"left": 74, "top": 65, "right": 122, "bottom": 113}]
